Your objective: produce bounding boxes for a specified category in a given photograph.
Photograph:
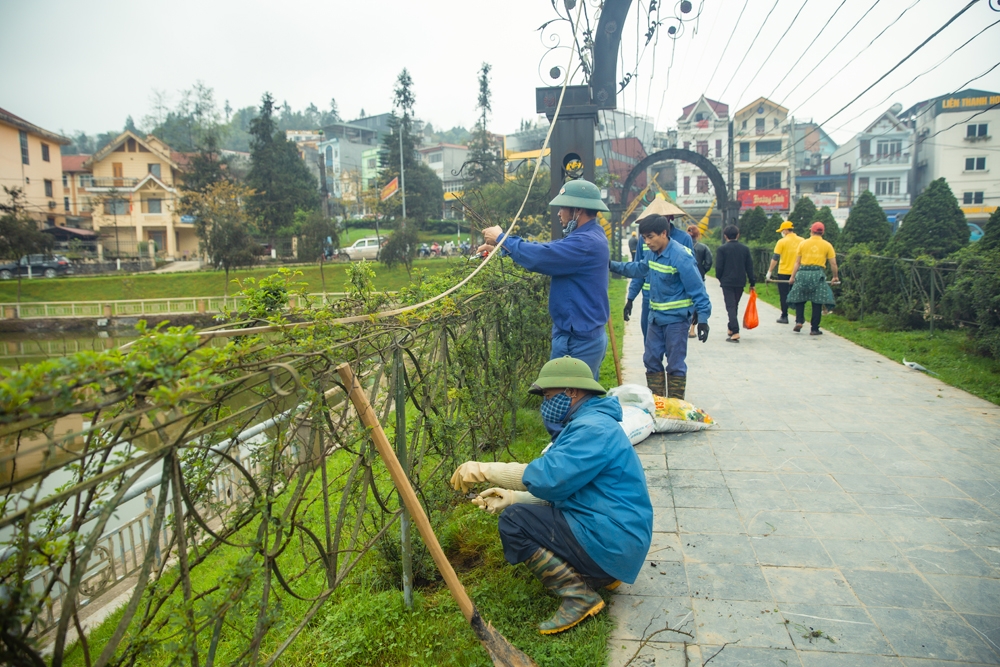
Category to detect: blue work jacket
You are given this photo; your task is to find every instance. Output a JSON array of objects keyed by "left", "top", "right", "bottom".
[
  {"left": 627, "top": 226, "right": 694, "bottom": 301},
  {"left": 498, "top": 219, "right": 609, "bottom": 339},
  {"left": 523, "top": 396, "right": 652, "bottom": 583},
  {"left": 612, "top": 239, "right": 711, "bottom": 326}
]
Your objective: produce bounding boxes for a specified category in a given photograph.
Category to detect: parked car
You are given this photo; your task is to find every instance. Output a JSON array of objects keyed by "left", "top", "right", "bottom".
[
  {"left": 0, "top": 254, "right": 75, "bottom": 280},
  {"left": 337, "top": 237, "right": 381, "bottom": 261}
]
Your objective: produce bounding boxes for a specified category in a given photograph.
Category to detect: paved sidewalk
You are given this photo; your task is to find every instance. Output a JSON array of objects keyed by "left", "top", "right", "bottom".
[{"left": 607, "top": 276, "right": 1000, "bottom": 666}]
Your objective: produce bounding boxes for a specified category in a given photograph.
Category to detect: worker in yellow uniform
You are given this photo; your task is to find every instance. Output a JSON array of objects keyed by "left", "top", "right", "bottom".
[
  {"left": 787, "top": 222, "right": 840, "bottom": 335},
  {"left": 765, "top": 220, "right": 802, "bottom": 324}
]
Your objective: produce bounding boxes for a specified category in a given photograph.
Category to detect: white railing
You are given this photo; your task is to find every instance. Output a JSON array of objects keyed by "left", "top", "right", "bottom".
[{"left": 0, "top": 293, "right": 349, "bottom": 320}]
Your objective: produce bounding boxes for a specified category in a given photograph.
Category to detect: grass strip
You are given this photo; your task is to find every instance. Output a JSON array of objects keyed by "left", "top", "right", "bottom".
[{"left": 751, "top": 282, "right": 1000, "bottom": 406}]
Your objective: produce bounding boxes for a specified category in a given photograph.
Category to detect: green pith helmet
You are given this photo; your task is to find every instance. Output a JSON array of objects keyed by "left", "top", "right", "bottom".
[
  {"left": 528, "top": 356, "right": 607, "bottom": 395},
  {"left": 548, "top": 179, "right": 610, "bottom": 212}
]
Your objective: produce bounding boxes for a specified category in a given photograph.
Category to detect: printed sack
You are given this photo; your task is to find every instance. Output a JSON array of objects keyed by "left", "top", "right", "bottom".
[
  {"left": 607, "top": 384, "right": 656, "bottom": 416},
  {"left": 652, "top": 396, "right": 716, "bottom": 433},
  {"left": 619, "top": 404, "right": 655, "bottom": 445}
]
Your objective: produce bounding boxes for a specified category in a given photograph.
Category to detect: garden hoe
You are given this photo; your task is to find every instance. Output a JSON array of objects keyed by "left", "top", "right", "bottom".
[{"left": 337, "top": 363, "right": 538, "bottom": 667}]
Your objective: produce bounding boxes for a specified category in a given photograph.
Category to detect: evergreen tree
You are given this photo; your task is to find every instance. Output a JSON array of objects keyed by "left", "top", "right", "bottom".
[
  {"left": 887, "top": 178, "right": 967, "bottom": 259},
  {"left": 976, "top": 205, "right": 1000, "bottom": 252},
  {"left": 788, "top": 196, "right": 817, "bottom": 237},
  {"left": 246, "top": 93, "right": 320, "bottom": 244},
  {"left": 737, "top": 206, "right": 768, "bottom": 242},
  {"left": 179, "top": 181, "right": 258, "bottom": 295},
  {"left": 378, "top": 70, "right": 443, "bottom": 225},
  {"left": 182, "top": 132, "right": 228, "bottom": 194},
  {"left": 760, "top": 213, "right": 785, "bottom": 246},
  {"left": 842, "top": 190, "right": 891, "bottom": 249},
  {"left": 464, "top": 63, "right": 503, "bottom": 187},
  {"left": 0, "top": 187, "right": 54, "bottom": 302},
  {"left": 815, "top": 206, "right": 840, "bottom": 246}
]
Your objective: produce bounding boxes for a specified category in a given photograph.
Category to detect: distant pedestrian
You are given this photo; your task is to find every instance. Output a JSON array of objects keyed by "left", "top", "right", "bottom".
[
  {"left": 788, "top": 222, "right": 840, "bottom": 335},
  {"left": 687, "top": 225, "right": 713, "bottom": 339},
  {"left": 628, "top": 231, "right": 638, "bottom": 260},
  {"left": 714, "top": 225, "right": 755, "bottom": 343},
  {"left": 766, "top": 220, "right": 803, "bottom": 324}
]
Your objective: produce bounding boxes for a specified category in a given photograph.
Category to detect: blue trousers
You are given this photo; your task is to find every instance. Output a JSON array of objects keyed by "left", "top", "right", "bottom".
[
  {"left": 639, "top": 297, "right": 649, "bottom": 339},
  {"left": 551, "top": 330, "right": 607, "bottom": 381},
  {"left": 643, "top": 321, "right": 689, "bottom": 376}
]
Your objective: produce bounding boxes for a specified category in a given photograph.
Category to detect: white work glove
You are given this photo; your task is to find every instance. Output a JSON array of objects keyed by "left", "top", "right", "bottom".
[
  {"left": 450, "top": 461, "right": 529, "bottom": 492},
  {"left": 471, "top": 488, "right": 549, "bottom": 514},
  {"left": 765, "top": 271, "right": 772, "bottom": 281}
]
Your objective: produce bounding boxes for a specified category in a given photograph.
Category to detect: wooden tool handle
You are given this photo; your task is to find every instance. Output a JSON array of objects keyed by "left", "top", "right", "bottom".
[{"left": 336, "top": 362, "right": 475, "bottom": 621}]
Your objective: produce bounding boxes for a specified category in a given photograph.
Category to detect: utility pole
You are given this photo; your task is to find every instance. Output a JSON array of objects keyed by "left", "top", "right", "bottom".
[
  {"left": 727, "top": 120, "right": 735, "bottom": 202},
  {"left": 845, "top": 162, "right": 852, "bottom": 207},
  {"left": 399, "top": 125, "right": 407, "bottom": 223}
]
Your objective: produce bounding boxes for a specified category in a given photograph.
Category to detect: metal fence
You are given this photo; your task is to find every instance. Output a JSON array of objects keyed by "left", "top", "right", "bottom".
[{"left": 0, "top": 263, "right": 550, "bottom": 666}]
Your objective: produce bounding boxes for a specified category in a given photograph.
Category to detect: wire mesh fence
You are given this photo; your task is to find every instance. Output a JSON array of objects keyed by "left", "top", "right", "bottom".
[{"left": 0, "top": 261, "right": 550, "bottom": 666}]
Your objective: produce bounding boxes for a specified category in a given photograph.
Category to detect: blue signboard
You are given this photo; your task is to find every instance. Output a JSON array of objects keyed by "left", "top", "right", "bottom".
[{"left": 180, "top": 215, "right": 196, "bottom": 223}]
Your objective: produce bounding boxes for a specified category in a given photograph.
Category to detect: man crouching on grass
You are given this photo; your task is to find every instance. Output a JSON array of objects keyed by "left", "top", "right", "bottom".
[{"left": 450, "top": 357, "right": 652, "bottom": 635}]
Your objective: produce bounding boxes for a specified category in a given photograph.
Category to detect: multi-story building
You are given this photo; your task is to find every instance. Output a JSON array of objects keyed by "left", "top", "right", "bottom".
[
  {"left": 596, "top": 137, "right": 647, "bottom": 205},
  {"left": 61, "top": 154, "right": 93, "bottom": 226},
  {"left": 733, "top": 97, "right": 794, "bottom": 213},
  {"left": 0, "top": 107, "right": 70, "bottom": 227},
  {"left": 82, "top": 130, "right": 197, "bottom": 259},
  {"left": 792, "top": 121, "right": 843, "bottom": 210},
  {"left": 905, "top": 88, "right": 1000, "bottom": 227},
  {"left": 360, "top": 148, "right": 381, "bottom": 193},
  {"left": 675, "top": 96, "right": 729, "bottom": 212},
  {"left": 419, "top": 143, "right": 469, "bottom": 195},
  {"left": 829, "top": 105, "right": 913, "bottom": 221},
  {"left": 318, "top": 137, "right": 342, "bottom": 198}
]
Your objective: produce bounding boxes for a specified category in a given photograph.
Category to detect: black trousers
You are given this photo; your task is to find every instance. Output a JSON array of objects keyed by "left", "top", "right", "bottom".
[
  {"left": 721, "top": 286, "right": 744, "bottom": 335},
  {"left": 498, "top": 504, "right": 609, "bottom": 580},
  {"left": 775, "top": 273, "right": 792, "bottom": 317},
  {"left": 795, "top": 302, "right": 824, "bottom": 330}
]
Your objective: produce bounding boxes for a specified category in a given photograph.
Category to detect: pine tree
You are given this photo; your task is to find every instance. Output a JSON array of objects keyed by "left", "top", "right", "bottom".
[
  {"left": 737, "top": 206, "right": 769, "bottom": 242},
  {"left": 887, "top": 178, "right": 967, "bottom": 259},
  {"left": 378, "top": 70, "right": 443, "bottom": 225},
  {"left": 182, "top": 132, "right": 228, "bottom": 195},
  {"left": 465, "top": 63, "right": 503, "bottom": 187},
  {"left": 815, "top": 206, "right": 840, "bottom": 246},
  {"left": 246, "top": 93, "right": 320, "bottom": 245},
  {"left": 842, "top": 190, "right": 892, "bottom": 249},
  {"left": 976, "top": 205, "right": 1000, "bottom": 252},
  {"left": 788, "top": 196, "right": 817, "bottom": 237},
  {"left": 760, "top": 213, "right": 785, "bottom": 246}
]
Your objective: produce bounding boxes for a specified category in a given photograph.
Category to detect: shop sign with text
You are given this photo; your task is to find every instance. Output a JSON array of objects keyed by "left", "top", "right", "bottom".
[
  {"left": 737, "top": 189, "right": 789, "bottom": 211},
  {"left": 802, "top": 193, "right": 839, "bottom": 209}
]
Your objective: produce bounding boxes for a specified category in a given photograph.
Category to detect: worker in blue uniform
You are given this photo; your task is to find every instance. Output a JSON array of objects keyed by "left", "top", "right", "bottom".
[
  {"left": 611, "top": 215, "right": 711, "bottom": 400},
  {"left": 478, "top": 180, "right": 610, "bottom": 380},
  {"left": 450, "top": 356, "right": 652, "bottom": 635}
]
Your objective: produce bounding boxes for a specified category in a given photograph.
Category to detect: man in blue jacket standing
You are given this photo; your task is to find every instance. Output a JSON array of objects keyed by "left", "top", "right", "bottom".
[
  {"left": 624, "top": 197, "right": 694, "bottom": 339},
  {"left": 451, "top": 357, "right": 653, "bottom": 635},
  {"left": 478, "top": 179, "right": 610, "bottom": 380},
  {"left": 611, "top": 215, "right": 711, "bottom": 399}
]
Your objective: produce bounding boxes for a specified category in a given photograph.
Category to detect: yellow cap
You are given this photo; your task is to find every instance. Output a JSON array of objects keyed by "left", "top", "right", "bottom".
[{"left": 776, "top": 221, "right": 794, "bottom": 232}]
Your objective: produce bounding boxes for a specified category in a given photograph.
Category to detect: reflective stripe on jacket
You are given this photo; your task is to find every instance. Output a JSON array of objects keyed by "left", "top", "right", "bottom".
[{"left": 611, "top": 239, "right": 711, "bottom": 326}]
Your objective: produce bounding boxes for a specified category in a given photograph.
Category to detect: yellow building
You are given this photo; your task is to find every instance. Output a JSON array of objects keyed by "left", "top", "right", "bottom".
[
  {"left": 83, "top": 131, "right": 198, "bottom": 259},
  {"left": 61, "top": 154, "right": 93, "bottom": 226},
  {"left": 0, "top": 107, "right": 71, "bottom": 227}
]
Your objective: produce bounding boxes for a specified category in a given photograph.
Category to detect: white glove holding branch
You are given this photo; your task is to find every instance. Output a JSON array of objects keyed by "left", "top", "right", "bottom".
[
  {"left": 449, "top": 461, "right": 529, "bottom": 492},
  {"left": 471, "top": 488, "right": 549, "bottom": 514}
]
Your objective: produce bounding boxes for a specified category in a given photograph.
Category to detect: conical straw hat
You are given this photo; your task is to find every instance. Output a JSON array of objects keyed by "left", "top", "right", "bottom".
[{"left": 638, "top": 196, "right": 685, "bottom": 219}]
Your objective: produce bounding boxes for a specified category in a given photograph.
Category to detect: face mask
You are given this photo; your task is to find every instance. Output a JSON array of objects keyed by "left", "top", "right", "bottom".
[{"left": 540, "top": 392, "right": 573, "bottom": 425}]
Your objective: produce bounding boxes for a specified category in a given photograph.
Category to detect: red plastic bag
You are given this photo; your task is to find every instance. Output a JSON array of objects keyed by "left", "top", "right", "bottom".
[{"left": 743, "top": 288, "right": 759, "bottom": 330}]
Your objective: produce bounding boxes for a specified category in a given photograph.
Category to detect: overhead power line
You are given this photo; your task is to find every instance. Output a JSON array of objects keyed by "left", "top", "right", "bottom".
[
  {"left": 789, "top": 0, "right": 922, "bottom": 110},
  {"left": 818, "top": 0, "right": 980, "bottom": 126},
  {"left": 717, "top": 0, "right": 781, "bottom": 102},
  {"left": 733, "top": 0, "right": 813, "bottom": 112},
  {"left": 700, "top": 0, "right": 749, "bottom": 97},
  {"left": 765, "top": 0, "right": 851, "bottom": 100}
]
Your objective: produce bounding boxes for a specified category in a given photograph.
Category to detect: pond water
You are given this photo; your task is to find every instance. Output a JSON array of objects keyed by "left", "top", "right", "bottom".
[{"left": 0, "top": 331, "right": 139, "bottom": 367}]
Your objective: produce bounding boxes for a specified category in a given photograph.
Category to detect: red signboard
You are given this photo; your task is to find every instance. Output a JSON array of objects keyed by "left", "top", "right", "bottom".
[{"left": 737, "top": 189, "right": 790, "bottom": 211}]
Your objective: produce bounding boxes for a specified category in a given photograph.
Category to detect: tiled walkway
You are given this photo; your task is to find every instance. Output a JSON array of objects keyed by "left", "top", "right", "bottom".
[{"left": 607, "top": 276, "right": 1000, "bottom": 666}]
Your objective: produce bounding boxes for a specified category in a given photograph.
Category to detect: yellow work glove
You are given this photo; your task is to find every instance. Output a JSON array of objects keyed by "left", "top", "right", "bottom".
[
  {"left": 471, "top": 488, "right": 549, "bottom": 514},
  {"left": 449, "top": 461, "right": 529, "bottom": 493}
]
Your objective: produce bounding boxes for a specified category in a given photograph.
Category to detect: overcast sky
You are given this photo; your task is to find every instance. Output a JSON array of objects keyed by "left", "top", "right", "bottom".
[{"left": 2, "top": 0, "right": 998, "bottom": 145}]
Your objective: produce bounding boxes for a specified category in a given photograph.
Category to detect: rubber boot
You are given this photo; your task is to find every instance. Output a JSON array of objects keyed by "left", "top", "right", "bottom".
[
  {"left": 645, "top": 371, "right": 666, "bottom": 397},
  {"left": 585, "top": 576, "right": 622, "bottom": 591},
  {"left": 667, "top": 374, "right": 686, "bottom": 400},
  {"left": 523, "top": 548, "right": 605, "bottom": 635}
]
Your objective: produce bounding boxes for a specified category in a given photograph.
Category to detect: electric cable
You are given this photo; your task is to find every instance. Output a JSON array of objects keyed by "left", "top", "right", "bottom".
[
  {"left": 717, "top": 0, "right": 781, "bottom": 102},
  {"left": 813, "top": 0, "right": 977, "bottom": 124},
  {"left": 701, "top": 0, "right": 748, "bottom": 97},
  {"left": 764, "top": 0, "right": 851, "bottom": 101},
  {"left": 733, "top": 0, "right": 813, "bottom": 113}
]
